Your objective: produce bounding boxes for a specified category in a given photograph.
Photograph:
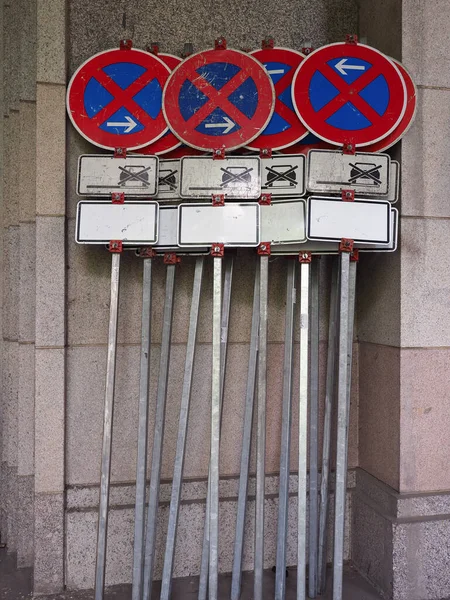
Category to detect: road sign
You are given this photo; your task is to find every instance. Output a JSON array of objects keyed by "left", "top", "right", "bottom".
[
  {"left": 387, "top": 161, "right": 399, "bottom": 203},
  {"left": 291, "top": 42, "right": 407, "bottom": 147},
  {"left": 307, "top": 196, "right": 390, "bottom": 244},
  {"left": 154, "top": 205, "right": 209, "bottom": 253},
  {"left": 364, "top": 59, "right": 417, "bottom": 153},
  {"left": 67, "top": 47, "right": 170, "bottom": 150},
  {"left": 260, "top": 200, "right": 306, "bottom": 244},
  {"left": 179, "top": 156, "right": 261, "bottom": 199},
  {"left": 155, "top": 159, "right": 181, "bottom": 200},
  {"left": 246, "top": 47, "right": 308, "bottom": 151},
  {"left": 76, "top": 201, "right": 158, "bottom": 245},
  {"left": 307, "top": 149, "right": 390, "bottom": 196},
  {"left": 137, "top": 53, "right": 183, "bottom": 156},
  {"left": 178, "top": 203, "right": 260, "bottom": 246},
  {"left": 260, "top": 154, "right": 305, "bottom": 198},
  {"left": 163, "top": 47, "right": 275, "bottom": 151},
  {"left": 77, "top": 155, "right": 158, "bottom": 197}
]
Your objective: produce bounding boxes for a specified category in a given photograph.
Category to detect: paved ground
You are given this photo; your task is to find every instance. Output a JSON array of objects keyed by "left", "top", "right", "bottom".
[{"left": 0, "top": 548, "right": 381, "bottom": 599}]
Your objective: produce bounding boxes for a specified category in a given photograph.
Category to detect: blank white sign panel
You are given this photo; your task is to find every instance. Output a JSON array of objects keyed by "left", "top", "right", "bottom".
[
  {"left": 307, "top": 197, "right": 390, "bottom": 244},
  {"left": 155, "top": 206, "right": 208, "bottom": 253},
  {"left": 178, "top": 203, "right": 259, "bottom": 247},
  {"left": 77, "top": 155, "right": 158, "bottom": 197},
  {"left": 76, "top": 201, "right": 158, "bottom": 245},
  {"left": 260, "top": 200, "right": 306, "bottom": 244}
]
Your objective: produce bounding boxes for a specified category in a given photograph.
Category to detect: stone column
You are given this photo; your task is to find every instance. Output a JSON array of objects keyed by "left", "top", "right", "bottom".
[{"left": 34, "top": 0, "right": 67, "bottom": 594}]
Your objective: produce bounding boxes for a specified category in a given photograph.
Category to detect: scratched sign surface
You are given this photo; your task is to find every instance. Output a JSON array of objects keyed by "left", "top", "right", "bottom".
[
  {"left": 77, "top": 154, "right": 158, "bottom": 196},
  {"left": 162, "top": 48, "right": 275, "bottom": 151},
  {"left": 67, "top": 48, "right": 171, "bottom": 150}
]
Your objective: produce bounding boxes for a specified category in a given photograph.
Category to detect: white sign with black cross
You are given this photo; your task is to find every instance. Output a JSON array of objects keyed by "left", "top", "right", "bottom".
[
  {"left": 307, "top": 149, "right": 390, "bottom": 197},
  {"left": 77, "top": 155, "right": 159, "bottom": 197},
  {"left": 179, "top": 156, "right": 261, "bottom": 199},
  {"left": 75, "top": 201, "right": 158, "bottom": 245},
  {"left": 260, "top": 154, "right": 305, "bottom": 198},
  {"left": 154, "top": 159, "right": 181, "bottom": 200},
  {"left": 307, "top": 196, "right": 391, "bottom": 245}
]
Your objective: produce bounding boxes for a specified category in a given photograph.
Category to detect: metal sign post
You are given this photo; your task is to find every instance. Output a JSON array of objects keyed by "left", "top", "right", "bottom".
[
  {"left": 275, "top": 259, "right": 296, "bottom": 600},
  {"left": 131, "top": 253, "right": 154, "bottom": 600},
  {"left": 94, "top": 250, "right": 121, "bottom": 600},
  {"left": 318, "top": 257, "right": 339, "bottom": 594},
  {"left": 254, "top": 247, "right": 269, "bottom": 600},
  {"left": 297, "top": 252, "right": 311, "bottom": 600},
  {"left": 160, "top": 256, "right": 205, "bottom": 600},
  {"left": 198, "top": 255, "right": 234, "bottom": 600},
  {"left": 309, "top": 258, "right": 320, "bottom": 598},
  {"left": 142, "top": 257, "right": 177, "bottom": 600},
  {"left": 231, "top": 264, "right": 260, "bottom": 600}
]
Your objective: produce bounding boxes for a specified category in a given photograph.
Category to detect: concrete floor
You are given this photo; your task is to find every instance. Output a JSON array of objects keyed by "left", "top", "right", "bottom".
[{"left": 0, "top": 548, "right": 381, "bottom": 599}]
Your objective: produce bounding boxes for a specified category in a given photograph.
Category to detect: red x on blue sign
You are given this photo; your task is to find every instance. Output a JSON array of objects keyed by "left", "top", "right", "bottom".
[
  {"left": 67, "top": 47, "right": 171, "bottom": 150},
  {"left": 292, "top": 42, "right": 407, "bottom": 147}
]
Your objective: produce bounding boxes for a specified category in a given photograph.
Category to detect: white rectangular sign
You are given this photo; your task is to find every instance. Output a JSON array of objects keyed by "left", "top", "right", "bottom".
[
  {"left": 307, "top": 150, "right": 390, "bottom": 197},
  {"left": 154, "top": 206, "right": 209, "bottom": 253},
  {"left": 180, "top": 156, "right": 261, "bottom": 199},
  {"left": 76, "top": 201, "right": 158, "bottom": 245},
  {"left": 260, "top": 200, "right": 306, "bottom": 244},
  {"left": 178, "top": 203, "right": 259, "bottom": 247},
  {"left": 260, "top": 154, "right": 305, "bottom": 198},
  {"left": 270, "top": 208, "right": 398, "bottom": 254},
  {"left": 77, "top": 155, "right": 158, "bottom": 197},
  {"left": 387, "top": 161, "right": 399, "bottom": 204},
  {"left": 307, "top": 196, "right": 390, "bottom": 245},
  {"left": 155, "top": 159, "right": 181, "bottom": 200}
]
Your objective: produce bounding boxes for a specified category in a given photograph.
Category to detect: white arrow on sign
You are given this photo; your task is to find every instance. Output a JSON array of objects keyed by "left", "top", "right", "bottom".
[
  {"left": 265, "top": 65, "right": 285, "bottom": 75},
  {"left": 106, "top": 115, "right": 137, "bottom": 133},
  {"left": 205, "top": 116, "right": 234, "bottom": 134},
  {"left": 334, "top": 58, "right": 366, "bottom": 76}
]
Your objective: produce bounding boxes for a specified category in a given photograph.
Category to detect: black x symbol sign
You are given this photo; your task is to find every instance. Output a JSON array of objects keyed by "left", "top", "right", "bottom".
[
  {"left": 158, "top": 169, "right": 178, "bottom": 190},
  {"left": 264, "top": 164, "right": 298, "bottom": 187},
  {"left": 118, "top": 165, "right": 151, "bottom": 187},
  {"left": 220, "top": 167, "right": 254, "bottom": 188},
  {"left": 348, "top": 163, "right": 382, "bottom": 185}
]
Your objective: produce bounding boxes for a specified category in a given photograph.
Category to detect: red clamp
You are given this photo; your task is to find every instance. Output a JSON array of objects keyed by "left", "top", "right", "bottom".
[
  {"left": 213, "top": 148, "right": 225, "bottom": 160},
  {"left": 138, "top": 247, "right": 156, "bottom": 258},
  {"left": 350, "top": 249, "right": 359, "bottom": 262},
  {"left": 342, "top": 141, "right": 355, "bottom": 155},
  {"left": 111, "top": 192, "right": 125, "bottom": 204},
  {"left": 212, "top": 194, "right": 225, "bottom": 206},
  {"left": 260, "top": 148, "right": 272, "bottom": 158},
  {"left": 302, "top": 46, "right": 314, "bottom": 56},
  {"left": 262, "top": 38, "right": 275, "bottom": 49},
  {"left": 345, "top": 34, "right": 358, "bottom": 45},
  {"left": 164, "top": 252, "right": 181, "bottom": 264},
  {"left": 181, "top": 43, "right": 194, "bottom": 58},
  {"left": 341, "top": 189, "right": 355, "bottom": 202},
  {"left": 339, "top": 238, "right": 354, "bottom": 253},
  {"left": 146, "top": 42, "right": 159, "bottom": 54},
  {"left": 109, "top": 240, "right": 123, "bottom": 253},
  {"left": 120, "top": 39, "right": 133, "bottom": 50},
  {"left": 259, "top": 193, "right": 272, "bottom": 205},
  {"left": 257, "top": 242, "right": 271, "bottom": 256},
  {"left": 298, "top": 251, "right": 312, "bottom": 263},
  {"left": 215, "top": 37, "right": 227, "bottom": 50},
  {"left": 211, "top": 243, "right": 225, "bottom": 257},
  {"left": 114, "top": 147, "right": 127, "bottom": 158}
]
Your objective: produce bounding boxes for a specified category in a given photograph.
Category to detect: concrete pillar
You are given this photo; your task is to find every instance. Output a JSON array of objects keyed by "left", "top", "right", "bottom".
[{"left": 33, "top": 0, "right": 67, "bottom": 594}]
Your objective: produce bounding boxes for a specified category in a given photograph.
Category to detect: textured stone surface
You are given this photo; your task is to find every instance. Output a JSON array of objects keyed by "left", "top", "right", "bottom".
[
  {"left": 37, "top": 0, "right": 66, "bottom": 84},
  {"left": 19, "top": 223, "right": 36, "bottom": 344},
  {"left": 358, "top": 0, "right": 401, "bottom": 59},
  {"left": 18, "top": 343, "right": 35, "bottom": 477},
  {"left": 68, "top": 0, "right": 357, "bottom": 74},
  {"left": 18, "top": 101, "right": 37, "bottom": 222},
  {"left": 16, "top": 474, "right": 34, "bottom": 568},
  {"left": 36, "top": 85, "right": 66, "bottom": 216},
  {"left": 35, "top": 348, "right": 65, "bottom": 494},
  {"left": 400, "top": 218, "right": 450, "bottom": 349},
  {"left": 35, "top": 216, "right": 65, "bottom": 348},
  {"left": 400, "top": 347, "right": 450, "bottom": 493},
  {"left": 359, "top": 343, "right": 400, "bottom": 490},
  {"left": 401, "top": 88, "right": 450, "bottom": 219},
  {"left": 34, "top": 492, "right": 64, "bottom": 595},
  {"left": 20, "top": 0, "right": 37, "bottom": 101}
]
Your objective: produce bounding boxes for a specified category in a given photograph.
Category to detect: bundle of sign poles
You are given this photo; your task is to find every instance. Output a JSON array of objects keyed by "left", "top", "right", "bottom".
[{"left": 67, "top": 31, "right": 415, "bottom": 600}]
